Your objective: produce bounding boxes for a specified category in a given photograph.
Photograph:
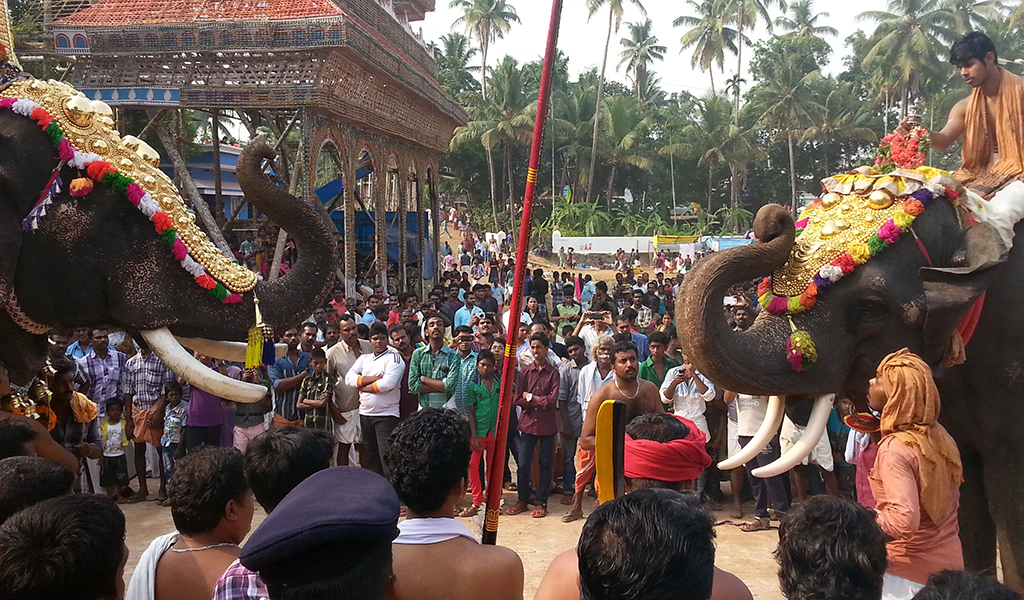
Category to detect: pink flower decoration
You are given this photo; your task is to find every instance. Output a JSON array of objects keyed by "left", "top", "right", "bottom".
[
  {"left": 0, "top": 98, "right": 14, "bottom": 109},
  {"left": 878, "top": 220, "right": 902, "bottom": 243},
  {"left": 171, "top": 239, "right": 188, "bottom": 261},
  {"left": 126, "top": 183, "right": 146, "bottom": 204},
  {"left": 795, "top": 218, "right": 809, "bottom": 229},
  {"left": 768, "top": 296, "right": 789, "bottom": 314},
  {"left": 786, "top": 338, "right": 805, "bottom": 372},
  {"left": 224, "top": 293, "right": 243, "bottom": 304},
  {"left": 57, "top": 139, "right": 75, "bottom": 162}
]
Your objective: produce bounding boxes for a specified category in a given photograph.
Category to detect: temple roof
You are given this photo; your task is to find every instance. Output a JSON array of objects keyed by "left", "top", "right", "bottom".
[{"left": 54, "top": 0, "right": 345, "bottom": 26}]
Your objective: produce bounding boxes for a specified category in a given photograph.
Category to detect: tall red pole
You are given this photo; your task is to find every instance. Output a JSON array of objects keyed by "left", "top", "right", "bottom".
[{"left": 482, "top": 0, "right": 563, "bottom": 546}]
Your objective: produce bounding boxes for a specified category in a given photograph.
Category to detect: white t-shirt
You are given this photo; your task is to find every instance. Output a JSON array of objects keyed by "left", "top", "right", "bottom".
[
  {"left": 344, "top": 349, "right": 405, "bottom": 418},
  {"left": 660, "top": 366, "right": 716, "bottom": 438},
  {"left": 102, "top": 421, "right": 126, "bottom": 457},
  {"left": 735, "top": 394, "right": 769, "bottom": 437}
]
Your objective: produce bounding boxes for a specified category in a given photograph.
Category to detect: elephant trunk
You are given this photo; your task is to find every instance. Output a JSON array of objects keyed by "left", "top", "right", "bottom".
[
  {"left": 679, "top": 204, "right": 837, "bottom": 396},
  {"left": 235, "top": 136, "right": 337, "bottom": 332}
]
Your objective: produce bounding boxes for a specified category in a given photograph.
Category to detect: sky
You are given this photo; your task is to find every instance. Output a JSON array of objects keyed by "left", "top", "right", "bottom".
[{"left": 415, "top": 0, "right": 894, "bottom": 97}]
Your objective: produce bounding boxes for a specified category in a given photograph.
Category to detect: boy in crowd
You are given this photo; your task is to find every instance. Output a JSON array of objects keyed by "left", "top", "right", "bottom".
[
  {"left": 100, "top": 398, "right": 131, "bottom": 501},
  {"left": 160, "top": 383, "right": 187, "bottom": 488},
  {"left": 463, "top": 350, "right": 501, "bottom": 517},
  {"left": 638, "top": 331, "right": 677, "bottom": 388},
  {"left": 387, "top": 408, "right": 524, "bottom": 600},
  {"left": 296, "top": 348, "right": 335, "bottom": 433}
]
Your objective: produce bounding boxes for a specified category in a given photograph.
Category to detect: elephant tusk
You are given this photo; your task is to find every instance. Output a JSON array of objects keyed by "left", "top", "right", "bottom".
[
  {"left": 750, "top": 394, "right": 834, "bottom": 479},
  {"left": 717, "top": 395, "right": 785, "bottom": 471},
  {"left": 140, "top": 328, "right": 269, "bottom": 404},
  {"left": 174, "top": 336, "right": 287, "bottom": 363}
]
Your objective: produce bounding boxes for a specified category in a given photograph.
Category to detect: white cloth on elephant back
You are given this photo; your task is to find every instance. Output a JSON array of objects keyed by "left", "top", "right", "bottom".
[
  {"left": 779, "top": 414, "right": 834, "bottom": 471},
  {"left": 961, "top": 179, "right": 1024, "bottom": 248}
]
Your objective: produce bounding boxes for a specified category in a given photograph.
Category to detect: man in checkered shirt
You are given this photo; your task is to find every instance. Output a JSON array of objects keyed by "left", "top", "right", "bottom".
[{"left": 123, "top": 347, "right": 175, "bottom": 501}]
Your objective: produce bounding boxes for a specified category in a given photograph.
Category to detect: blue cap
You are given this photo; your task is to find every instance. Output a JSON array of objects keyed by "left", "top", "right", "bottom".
[{"left": 239, "top": 466, "right": 400, "bottom": 588}]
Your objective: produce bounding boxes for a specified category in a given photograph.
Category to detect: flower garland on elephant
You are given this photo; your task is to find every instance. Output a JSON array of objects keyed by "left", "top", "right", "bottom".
[
  {"left": 758, "top": 166, "right": 964, "bottom": 372},
  {"left": 0, "top": 97, "right": 244, "bottom": 305}
]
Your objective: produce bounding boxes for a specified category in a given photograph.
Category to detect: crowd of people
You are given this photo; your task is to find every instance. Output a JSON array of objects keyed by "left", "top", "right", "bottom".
[{"left": 0, "top": 217, "right": 1017, "bottom": 599}]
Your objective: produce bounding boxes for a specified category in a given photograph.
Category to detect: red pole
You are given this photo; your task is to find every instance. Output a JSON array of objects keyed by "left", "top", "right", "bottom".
[{"left": 482, "top": 0, "right": 563, "bottom": 546}]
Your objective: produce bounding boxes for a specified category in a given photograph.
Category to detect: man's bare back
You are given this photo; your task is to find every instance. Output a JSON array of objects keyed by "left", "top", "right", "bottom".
[{"left": 393, "top": 537, "right": 524, "bottom": 600}]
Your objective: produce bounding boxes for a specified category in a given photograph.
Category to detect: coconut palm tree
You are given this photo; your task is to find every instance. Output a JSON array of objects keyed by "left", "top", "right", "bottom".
[
  {"left": 618, "top": 19, "right": 666, "bottom": 100},
  {"left": 731, "top": 0, "right": 785, "bottom": 121},
  {"left": 940, "top": 0, "right": 1000, "bottom": 35},
  {"left": 858, "top": 0, "right": 957, "bottom": 118},
  {"left": 584, "top": 0, "right": 647, "bottom": 205},
  {"left": 598, "top": 95, "right": 655, "bottom": 211},
  {"left": 449, "top": 57, "right": 534, "bottom": 230},
  {"left": 450, "top": 0, "right": 521, "bottom": 100},
  {"left": 682, "top": 93, "right": 761, "bottom": 213},
  {"left": 674, "top": 0, "right": 747, "bottom": 94},
  {"left": 431, "top": 32, "right": 481, "bottom": 96},
  {"left": 748, "top": 55, "right": 822, "bottom": 214},
  {"left": 775, "top": 0, "right": 838, "bottom": 37},
  {"left": 800, "top": 79, "right": 878, "bottom": 174}
]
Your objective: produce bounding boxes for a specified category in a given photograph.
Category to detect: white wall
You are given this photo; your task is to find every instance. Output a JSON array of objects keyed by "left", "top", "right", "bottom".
[{"left": 552, "top": 231, "right": 653, "bottom": 254}]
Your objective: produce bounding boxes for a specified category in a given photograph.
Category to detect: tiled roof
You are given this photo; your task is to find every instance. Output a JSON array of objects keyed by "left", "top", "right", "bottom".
[{"left": 54, "top": 0, "right": 344, "bottom": 26}]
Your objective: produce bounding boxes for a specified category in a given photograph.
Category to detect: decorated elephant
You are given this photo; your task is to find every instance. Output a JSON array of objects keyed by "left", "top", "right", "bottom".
[
  {"left": 678, "top": 170, "right": 1024, "bottom": 586},
  {"left": 0, "top": 75, "right": 336, "bottom": 401}
]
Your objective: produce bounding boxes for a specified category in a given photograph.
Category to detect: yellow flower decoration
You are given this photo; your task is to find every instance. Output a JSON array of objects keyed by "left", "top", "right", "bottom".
[
  {"left": 893, "top": 209, "right": 914, "bottom": 229},
  {"left": 848, "top": 243, "right": 871, "bottom": 265},
  {"left": 787, "top": 295, "right": 805, "bottom": 314}
]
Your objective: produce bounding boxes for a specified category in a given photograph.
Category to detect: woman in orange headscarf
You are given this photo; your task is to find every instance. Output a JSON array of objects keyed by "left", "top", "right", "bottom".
[{"left": 867, "top": 349, "right": 964, "bottom": 600}]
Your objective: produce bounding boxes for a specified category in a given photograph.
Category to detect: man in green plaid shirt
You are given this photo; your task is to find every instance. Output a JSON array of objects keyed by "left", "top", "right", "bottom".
[
  {"left": 408, "top": 316, "right": 456, "bottom": 408},
  {"left": 444, "top": 326, "right": 479, "bottom": 414}
]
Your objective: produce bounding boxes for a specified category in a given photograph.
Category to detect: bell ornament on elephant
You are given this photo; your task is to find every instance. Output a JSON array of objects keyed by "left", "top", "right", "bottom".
[
  {"left": 677, "top": 168, "right": 1024, "bottom": 587},
  {"left": 0, "top": 75, "right": 336, "bottom": 403}
]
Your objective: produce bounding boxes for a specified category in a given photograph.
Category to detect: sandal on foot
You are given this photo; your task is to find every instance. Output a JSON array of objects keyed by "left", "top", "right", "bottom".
[
  {"left": 156, "top": 498, "right": 172, "bottom": 507},
  {"left": 559, "top": 495, "right": 574, "bottom": 505},
  {"left": 506, "top": 502, "right": 529, "bottom": 515},
  {"left": 532, "top": 505, "right": 548, "bottom": 518},
  {"left": 123, "top": 493, "right": 147, "bottom": 504},
  {"left": 459, "top": 505, "right": 481, "bottom": 518},
  {"left": 741, "top": 518, "right": 772, "bottom": 532},
  {"left": 561, "top": 511, "right": 582, "bottom": 523},
  {"left": 503, "top": 482, "right": 518, "bottom": 492}
]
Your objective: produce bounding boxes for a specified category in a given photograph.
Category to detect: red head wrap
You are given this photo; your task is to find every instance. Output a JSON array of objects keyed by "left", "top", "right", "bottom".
[{"left": 624, "top": 414, "right": 712, "bottom": 483}]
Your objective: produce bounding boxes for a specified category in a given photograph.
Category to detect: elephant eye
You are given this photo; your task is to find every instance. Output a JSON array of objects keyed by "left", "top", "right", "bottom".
[{"left": 853, "top": 298, "right": 890, "bottom": 322}]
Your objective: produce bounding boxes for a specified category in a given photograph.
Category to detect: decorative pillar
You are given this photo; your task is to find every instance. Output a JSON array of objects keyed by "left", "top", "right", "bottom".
[
  {"left": 429, "top": 167, "right": 440, "bottom": 285},
  {"left": 344, "top": 147, "right": 357, "bottom": 298},
  {"left": 374, "top": 155, "right": 387, "bottom": 293},
  {"left": 398, "top": 161, "right": 408, "bottom": 292}
]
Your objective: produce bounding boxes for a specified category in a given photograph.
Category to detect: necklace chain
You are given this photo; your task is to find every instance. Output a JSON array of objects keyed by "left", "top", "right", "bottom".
[
  {"left": 614, "top": 378, "right": 640, "bottom": 400},
  {"left": 170, "top": 542, "right": 238, "bottom": 553}
]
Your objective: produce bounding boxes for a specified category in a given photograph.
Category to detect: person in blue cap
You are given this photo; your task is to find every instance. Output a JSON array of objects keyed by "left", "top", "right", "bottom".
[{"left": 239, "top": 467, "right": 400, "bottom": 600}]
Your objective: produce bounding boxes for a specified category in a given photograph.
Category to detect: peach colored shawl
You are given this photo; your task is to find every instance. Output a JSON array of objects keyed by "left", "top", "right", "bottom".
[
  {"left": 955, "top": 68, "right": 1024, "bottom": 197},
  {"left": 877, "top": 349, "right": 962, "bottom": 524}
]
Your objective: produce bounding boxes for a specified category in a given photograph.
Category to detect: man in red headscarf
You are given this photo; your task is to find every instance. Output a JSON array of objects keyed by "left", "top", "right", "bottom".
[{"left": 534, "top": 412, "right": 753, "bottom": 600}]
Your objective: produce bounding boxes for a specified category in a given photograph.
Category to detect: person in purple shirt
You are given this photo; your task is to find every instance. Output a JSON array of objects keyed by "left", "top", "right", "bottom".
[
  {"left": 183, "top": 353, "right": 226, "bottom": 453},
  {"left": 507, "top": 333, "right": 560, "bottom": 519}
]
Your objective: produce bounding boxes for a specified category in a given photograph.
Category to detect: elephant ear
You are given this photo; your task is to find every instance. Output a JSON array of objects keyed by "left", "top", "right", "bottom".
[{"left": 920, "top": 221, "right": 1008, "bottom": 359}]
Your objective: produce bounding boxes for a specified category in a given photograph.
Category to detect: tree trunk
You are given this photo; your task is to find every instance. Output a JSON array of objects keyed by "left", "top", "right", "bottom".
[
  {"left": 707, "top": 162, "right": 713, "bottom": 214},
  {"left": 506, "top": 140, "right": 514, "bottom": 206},
  {"left": 670, "top": 153, "right": 677, "bottom": 211},
  {"left": 901, "top": 80, "right": 910, "bottom": 119},
  {"left": 606, "top": 164, "right": 617, "bottom": 214},
  {"left": 586, "top": 6, "right": 614, "bottom": 206},
  {"left": 787, "top": 129, "right": 797, "bottom": 216},
  {"left": 735, "top": 6, "right": 744, "bottom": 124},
  {"left": 480, "top": 30, "right": 489, "bottom": 101},
  {"left": 486, "top": 145, "right": 499, "bottom": 231},
  {"left": 709, "top": 69, "right": 715, "bottom": 95},
  {"left": 151, "top": 117, "right": 235, "bottom": 257},
  {"left": 211, "top": 110, "right": 225, "bottom": 228}
]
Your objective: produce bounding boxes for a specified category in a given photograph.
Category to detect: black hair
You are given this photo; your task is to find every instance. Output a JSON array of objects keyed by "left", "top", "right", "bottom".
[
  {"left": 454, "top": 325, "right": 474, "bottom": 337},
  {"left": 612, "top": 340, "right": 638, "bottom": 359},
  {"left": 0, "top": 421, "right": 37, "bottom": 460},
  {"left": 664, "top": 325, "right": 678, "bottom": 341},
  {"left": 369, "top": 322, "right": 388, "bottom": 338},
  {"left": 388, "top": 323, "right": 408, "bottom": 337},
  {"left": 339, "top": 313, "right": 356, "bottom": 323},
  {"left": 0, "top": 456, "right": 75, "bottom": 524},
  {"left": 620, "top": 307, "right": 638, "bottom": 322},
  {"left": 531, "top": 319, "right": 551, "bottom": 332},
  {"left": 50, "top": 357, "right": 76, "bottom": 380},
  {"left": 776, "top": 496, "right": 887, "bottom": 600},
  {"left": 648, "top": 331, "right": 670, "bottom": 346},
  {"left": 372, "top": 304, "right": 390, "bottom": 319},
  {"left": 384, "top": 408, "right": 471, "bottom": 514},
  {"left": 268, "top": 543, "right": 393, "bottom": 600},
  {"left": 325, "top": 322, "right": 340, "bottom": 331},
  {"left": 595, "top": 281, "right": 608, "bottom": 292},
  {"left": 164, "top": 381, "right": 183, "bottom": 396},
  {"left": 398, "top": 292, "right": 417, "bottom": 304},
  {"left": 244, "top": 427, "right": 334, "bottom": 513},
  {"left": 912, "top": 570, "right": 1022, "bottom": 600},
  {"left": 578, "top": 489, "right": 715, "bottom": 600},
  {"left": 949, "top": 31, "right": 997, "bottom": 66},
  {"left": 0, "top": 494, "right": 125, "bottom": 600},
  {"left": 168, "top": 446, "right": 249, "bottom": 535},
  {"left": 302, "top": 322, "right": 319, "bottom": 333},
  {"left": 529, "top": 332, "right": 550, "bottom": 347},
  {"left": 105, "top": 398, "right": 124, "bottom": 411},
  {"left": 624, "top": 414, "right": 693, "bottom": 491},
  {"left": 493, "top": 336, "right": 507, "bottom": 347},
  {"left": 310, "top": 348, "right": 327, "bottom": 361},
  {"left": 564, "top": 284, "right": 575, "bottom": 293},
  {"left": 565, "top": 335, "right": 586, "bottom": 351},
  {"left": 477, "top": 350, "right": 495, "bottom": 363}
]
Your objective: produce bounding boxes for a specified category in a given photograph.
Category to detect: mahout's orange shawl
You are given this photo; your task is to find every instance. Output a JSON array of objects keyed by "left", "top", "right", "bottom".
[{"left": 954, "top": 68, "right": 1024, "bottom": 197}]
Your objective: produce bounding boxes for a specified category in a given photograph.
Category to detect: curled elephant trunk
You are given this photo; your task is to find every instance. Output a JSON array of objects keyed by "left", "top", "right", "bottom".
[
  {"left": 236, "top": 136, "right": 337, "bottom": 333},
  {"left": 679, "top": 204, "right": 798, "bottom": 395}
]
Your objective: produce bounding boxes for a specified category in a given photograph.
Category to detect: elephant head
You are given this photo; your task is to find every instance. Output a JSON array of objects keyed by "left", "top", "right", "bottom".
[
  {"left": 678, "top": 200, "right": 1007, "bottom": 473},
  {"left": 0, "top": 104, "right": 336, "bottom": 401}
]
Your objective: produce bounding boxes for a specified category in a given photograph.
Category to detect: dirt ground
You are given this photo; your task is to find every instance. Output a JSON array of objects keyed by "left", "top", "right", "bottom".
[{"left": 121, "top": 478, "right": 784, "bottom": 600}]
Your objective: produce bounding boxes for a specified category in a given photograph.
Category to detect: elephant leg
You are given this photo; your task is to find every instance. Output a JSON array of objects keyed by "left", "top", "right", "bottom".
[
  {"left": 985, "top": 449, "right": 1024, "bottom": 591},
  {"left": 959, "top": 447, "right": 997, "bottom": 576}
]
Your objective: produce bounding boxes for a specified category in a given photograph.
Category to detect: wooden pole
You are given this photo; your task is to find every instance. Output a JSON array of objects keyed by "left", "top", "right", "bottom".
[
  {"left": 482, "top": 0, "right": 563, "bottom": 546},
  {"left": 212, "top": 109, "right": 224, "bottom": 227}
]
